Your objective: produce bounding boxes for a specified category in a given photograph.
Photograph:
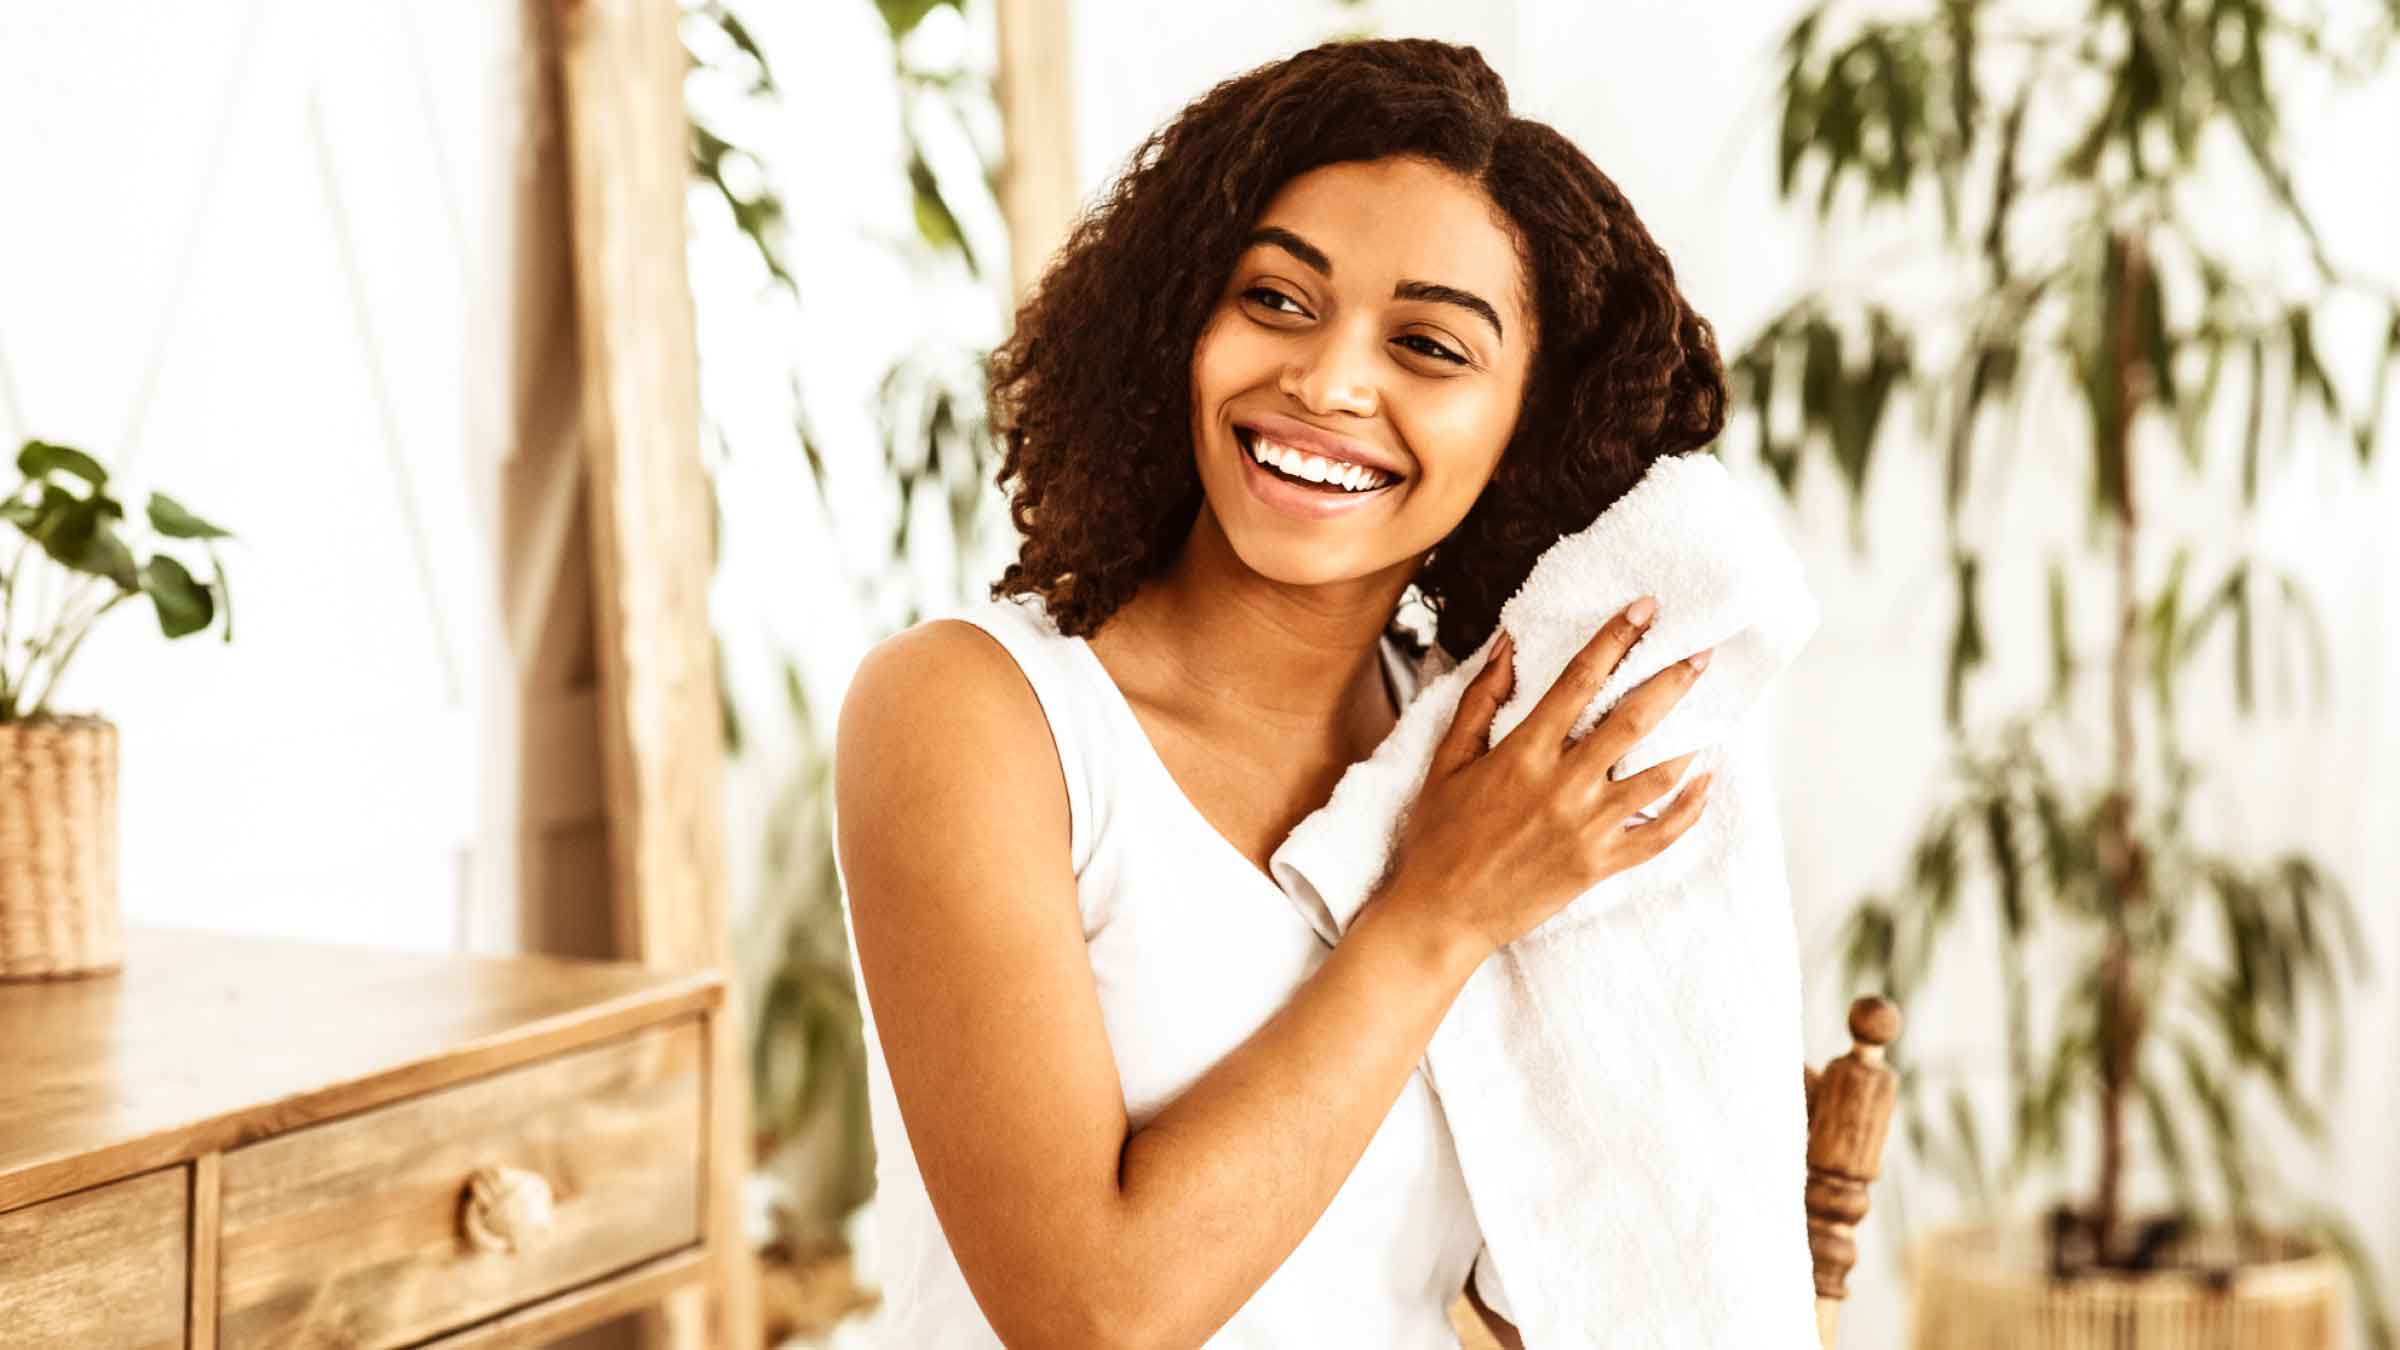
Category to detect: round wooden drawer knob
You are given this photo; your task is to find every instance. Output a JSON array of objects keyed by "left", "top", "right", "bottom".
[{"left": 460, "top": 1164, "right": 556, "bottom": 1254}]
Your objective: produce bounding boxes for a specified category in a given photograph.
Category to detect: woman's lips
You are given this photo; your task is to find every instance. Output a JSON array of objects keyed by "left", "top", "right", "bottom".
[{"left": 1235, "top": 425, "right": 1398, "bottom": 521}]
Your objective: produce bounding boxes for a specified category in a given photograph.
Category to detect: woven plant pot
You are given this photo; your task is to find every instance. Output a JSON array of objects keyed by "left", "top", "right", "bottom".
[
  {"left": 1909, "top": 1218, "right": 2345, "bottom": 1350},
  {"left": 0, "top": 714, "right": 122, "bottom": 980}
]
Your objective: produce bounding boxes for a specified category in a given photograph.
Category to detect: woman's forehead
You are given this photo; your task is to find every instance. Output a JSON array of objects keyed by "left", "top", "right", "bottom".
[{"left": 1243, "top": 162, "right": 1527, "bottom": 332}]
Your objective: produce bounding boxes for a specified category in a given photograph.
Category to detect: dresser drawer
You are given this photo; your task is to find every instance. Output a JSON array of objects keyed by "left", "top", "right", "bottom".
[
  {"left": 0, "top": 1166, "right": 188, "bottom": 1350},
  {"left": 218, "top": 1019, "right": 704, "bottom": 1347}
]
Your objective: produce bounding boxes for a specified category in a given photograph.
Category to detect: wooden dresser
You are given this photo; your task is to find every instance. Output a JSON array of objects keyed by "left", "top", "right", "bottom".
[{"left": 0, "top": 927, "right": 729, "bottom": 1348}]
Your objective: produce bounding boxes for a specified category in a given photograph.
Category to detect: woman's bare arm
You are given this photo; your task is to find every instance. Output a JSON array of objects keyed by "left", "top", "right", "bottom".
[{"left": 838, "top": 620, "right": 1487, "bottom": 1349}]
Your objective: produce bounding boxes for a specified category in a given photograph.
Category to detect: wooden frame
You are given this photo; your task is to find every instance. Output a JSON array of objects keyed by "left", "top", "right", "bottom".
[
  {"left": 994, "top": 0, "right": 1080, "bottom": 306},
  {"left": 551, "top": 0, "right": 759, "bottom": 1345}
]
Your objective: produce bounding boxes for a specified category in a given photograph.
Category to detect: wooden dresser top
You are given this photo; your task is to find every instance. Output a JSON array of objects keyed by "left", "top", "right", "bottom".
[{"left": 0, "top": 927, "right": 722, "bottom": 1211}]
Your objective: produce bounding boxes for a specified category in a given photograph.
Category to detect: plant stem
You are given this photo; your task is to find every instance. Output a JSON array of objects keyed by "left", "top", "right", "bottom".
[
  {"left": 23, "top": 589, "right": 129, "bottom": 719},
  {"left": 0, "top": 534, "right": 27, "bottom": 710},
  {"left": 2092, "top": 226, "right": 2157, "bottom": 1263},
  {"left": 13, "top": 577, "right": 108, "bottom": 707}
]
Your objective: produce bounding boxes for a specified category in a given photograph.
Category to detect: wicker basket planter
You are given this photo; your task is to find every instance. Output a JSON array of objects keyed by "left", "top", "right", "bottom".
[
  {"left": 1909, "top": 1218, "right": 2346, "bottom": 1349},
  {"left": 0, "top": 714, "right": 122, "bottom": 981}
]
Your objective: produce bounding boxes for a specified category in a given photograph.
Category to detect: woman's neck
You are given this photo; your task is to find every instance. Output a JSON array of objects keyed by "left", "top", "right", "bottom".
[{"left": 1089, "top": 505, "right": 1415, "bottom": 751}]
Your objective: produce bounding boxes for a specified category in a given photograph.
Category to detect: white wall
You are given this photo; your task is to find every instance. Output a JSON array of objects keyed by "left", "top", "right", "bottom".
[
  {"left": 1065, "top": 4, "right": 2400, "bottom": 1345},
  {"left": 0, "top": 1, "right": 589, "bottom": 956}
]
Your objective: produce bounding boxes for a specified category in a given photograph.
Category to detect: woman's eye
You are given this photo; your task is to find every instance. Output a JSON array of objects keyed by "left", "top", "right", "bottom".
[
  {"left": 1242, "top": 288, "right": 1464, "bottom": 367},
  {"left": 1397, "top": 334, "right": 1467, "bottom": 365},
  {"left": 1243, "top": 286, "right": 1304, "bottom": 315}
]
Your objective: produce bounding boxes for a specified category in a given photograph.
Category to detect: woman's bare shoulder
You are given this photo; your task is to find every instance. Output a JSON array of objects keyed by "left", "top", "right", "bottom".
[
  {"left": 835, "top": 615, "right": 1071, "bottom": 879},
  {"left": 839, "top": 615, "right": 1056, "bottom": 750}
]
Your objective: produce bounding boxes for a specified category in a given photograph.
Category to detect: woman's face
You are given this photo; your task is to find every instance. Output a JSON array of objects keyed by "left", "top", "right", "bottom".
[{"left": 1189, "top": 155, "right": 1535, "bottom": 588}]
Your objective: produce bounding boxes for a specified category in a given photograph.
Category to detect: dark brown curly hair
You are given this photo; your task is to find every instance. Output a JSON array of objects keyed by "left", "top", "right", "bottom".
[{"left": 985, "top": 36, "right": 1726, "bottom": 664}]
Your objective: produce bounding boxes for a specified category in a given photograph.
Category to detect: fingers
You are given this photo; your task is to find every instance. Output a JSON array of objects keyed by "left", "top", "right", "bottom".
[
  {"left": 1570, "top": 645, "right": 1714, "bottom": 775},
  {"left": 1500, "top": 596, "right": 1657, "bottom": 761},
  {"left": 1614, "top": 769, "right": 1714, "bottom": 862},
  {"left": 1428, "top": 628, "right": 1515, "bottom": 783},
  {"left": 1604, "top": 749, "right": 1700, "bottom": 817}
]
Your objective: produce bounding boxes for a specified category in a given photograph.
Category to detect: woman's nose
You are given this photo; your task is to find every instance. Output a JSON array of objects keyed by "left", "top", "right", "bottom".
[{"left": 1278, "top": 323, "right": 1381, "bottom": 418}]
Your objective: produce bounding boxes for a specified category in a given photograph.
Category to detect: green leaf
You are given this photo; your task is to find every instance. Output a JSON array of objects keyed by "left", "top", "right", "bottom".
[
  {"left": 141, "top": 554, "right": 214, "bottom": 638},
  {"left": 2285, "top": 306, "right": 2342, "bottom": 444},
  {"left": 2240, "top": 337, "right": 2266, "bottom": 506},
  {"left": 2232, "top": 565, "right": 2254, "bottom": 716},
  {"left": 2353, "top": 303, "right": 2399, "bottom": 467},
  {"left": 2296, "top": 1207, "right": 2398, "bottom": 1350},
  {"left": 716, "top": 632, "right": 743, "bottom": 754},
  {"left": 75, "top": 521, "right": 139, "bottom": 592},
  {"left": 906, "top": 152, "right": 962, "bottom": 256},
  {"left": 2173, "top": 1032, "right": 2253, "bottom": 1224},
  {"left": 2137, "top": 255, "right": 2177, "bottom": 412},
  {"left": 1946, "top": 1083, "right": 1989, "bottom": 1209},
  {"left": 29, "top": 492, "right": 131, "bottom": 586},
  {"left": 2147, "top": 543, "right": 2191, "bottom": 721},
  {"left": 1982, "top": 796, "right": 2024, "bottom": 939},
  {"left": 1945, "top": 550, "right": 1984, "bottom": 731},
  {"left": 711, "top": 7, "right": 777, "bottom": 95},
  {"left": 2045, "top": 556, "right": 2075, "bottom": 709},
  {"left": 147, "top": 492, "right": 233, "bottom": 540},
  {"left": 207, "top": 548, "right": 233, "bottom": 643},
  {"left": 17, "top": 440, "right": 107, "bottom": 488},
  {"left": 2174, "top": 327, "right": 2226, "bottom": 474},
  {"left": 1778, "top": 44, "right": 1819, "bottom": 200},
  {"left": 2272, "top": 567, "right": 2331, "bottom": 710},
  {"left": 1983, "top": 88, "right": 2028, "bottom": 280},
  {"left": 874, "top": 0, "right": 958, "bottom": 39},
  {"left": 2136, "top": 1067, "right": 2196, "bottom": 1216}
]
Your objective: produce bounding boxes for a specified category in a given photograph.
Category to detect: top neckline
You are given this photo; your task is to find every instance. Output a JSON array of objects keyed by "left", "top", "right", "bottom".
[{"left": 1063, "top": 629, "right": 1413, "bottom": 902}]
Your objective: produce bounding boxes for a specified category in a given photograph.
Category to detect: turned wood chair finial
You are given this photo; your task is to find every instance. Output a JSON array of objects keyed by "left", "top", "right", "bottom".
[{"left": 1803, "top": 994, "right": 1903, "bottom": 1350}]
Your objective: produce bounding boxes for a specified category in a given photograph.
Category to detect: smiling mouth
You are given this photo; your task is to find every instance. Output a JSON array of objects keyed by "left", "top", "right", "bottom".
[{"left": 1234, "top": 426, "right": 1400, "bottom": 496}]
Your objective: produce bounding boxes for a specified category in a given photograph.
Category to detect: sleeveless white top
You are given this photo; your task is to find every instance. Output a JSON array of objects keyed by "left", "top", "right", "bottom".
[{"left": 839, "top": 592, "right": 1494, "bottom": 1346}]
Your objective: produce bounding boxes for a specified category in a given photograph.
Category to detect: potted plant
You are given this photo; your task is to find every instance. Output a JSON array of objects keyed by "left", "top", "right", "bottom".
[
  {"left": 1731, "top": 1, "right": 2400, "bottom": 1345},
  {"left": 0, "top": 439, "right": 233, "bottom": 981}
]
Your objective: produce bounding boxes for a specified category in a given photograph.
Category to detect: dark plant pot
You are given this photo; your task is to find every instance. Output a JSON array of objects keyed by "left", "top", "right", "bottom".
[
  {"left": 0, "top": 714, "right": 122, "bottom": 980},
  {"left": 1910, "top": 1218, "right": 2344, "bottom": 1348}
]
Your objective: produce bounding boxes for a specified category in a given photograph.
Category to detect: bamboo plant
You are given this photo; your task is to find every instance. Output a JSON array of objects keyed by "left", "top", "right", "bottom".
[
  {"left": 0, "top": 440, "right": 233, "bottom": 722},
  {"left": 1730, "top": 0, "right": 2400, "bottom": 1339}
]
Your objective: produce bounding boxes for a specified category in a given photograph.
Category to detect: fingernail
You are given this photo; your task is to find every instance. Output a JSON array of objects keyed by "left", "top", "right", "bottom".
[
  {"left": 1688, "top": 648, "right": 1712, "bottom": 671},
  {"left": 1627, "top": 596, "right": 1657, "bottom": 627}
]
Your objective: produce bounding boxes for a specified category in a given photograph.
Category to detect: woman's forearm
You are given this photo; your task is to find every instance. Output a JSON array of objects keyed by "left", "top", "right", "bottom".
[{"left": 1095, "top": 889, "right": 1484, "bottom": 1347}]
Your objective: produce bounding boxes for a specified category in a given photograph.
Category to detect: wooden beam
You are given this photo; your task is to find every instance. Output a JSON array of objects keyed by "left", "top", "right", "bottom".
[
  {"left": 993, "top": 0, "right": 1080, "bottom": 307},
  {"left": 551, "top": 0, "right": 757, "bottom": 1345}
]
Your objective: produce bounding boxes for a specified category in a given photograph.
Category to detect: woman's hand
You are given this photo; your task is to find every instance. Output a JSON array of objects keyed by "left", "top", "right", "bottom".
[{"left": 1371, "top": 597, "right": 1715, "bottom": 962}]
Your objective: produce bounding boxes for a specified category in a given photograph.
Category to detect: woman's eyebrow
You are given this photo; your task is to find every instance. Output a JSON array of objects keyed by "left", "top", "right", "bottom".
[{"left": 1243, "top": 225, "right": 1505, "bottom": 345}]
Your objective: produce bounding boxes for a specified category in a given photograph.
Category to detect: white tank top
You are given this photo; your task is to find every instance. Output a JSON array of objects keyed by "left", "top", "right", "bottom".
[{"left": 839, "top": 592, "right": 1488, "bottom": 1346}]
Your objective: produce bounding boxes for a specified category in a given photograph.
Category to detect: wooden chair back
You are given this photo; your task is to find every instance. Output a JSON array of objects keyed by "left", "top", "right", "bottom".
[{"left": 1804, "top": 995, "right": 1903, "bottom": 1350}]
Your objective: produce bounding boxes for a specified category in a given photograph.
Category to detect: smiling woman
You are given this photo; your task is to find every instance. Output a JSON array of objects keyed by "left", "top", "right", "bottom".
[
  {"left": 1192, "top": 155, "right": 1538, "bottom": 588},
  {"left": 836, "top": 34, "right": 1726, "bottom": 1350}
]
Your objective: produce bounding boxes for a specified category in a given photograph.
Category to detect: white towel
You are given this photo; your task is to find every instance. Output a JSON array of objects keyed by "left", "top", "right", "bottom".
[{"left": 1269, "top": 451, "right": 1822, "bottom": 1346}]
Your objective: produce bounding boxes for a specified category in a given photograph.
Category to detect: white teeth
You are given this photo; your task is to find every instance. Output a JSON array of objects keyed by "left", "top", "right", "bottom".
[{"left": 1245, "top": 432, "right": 1392, "bottom": 492}]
